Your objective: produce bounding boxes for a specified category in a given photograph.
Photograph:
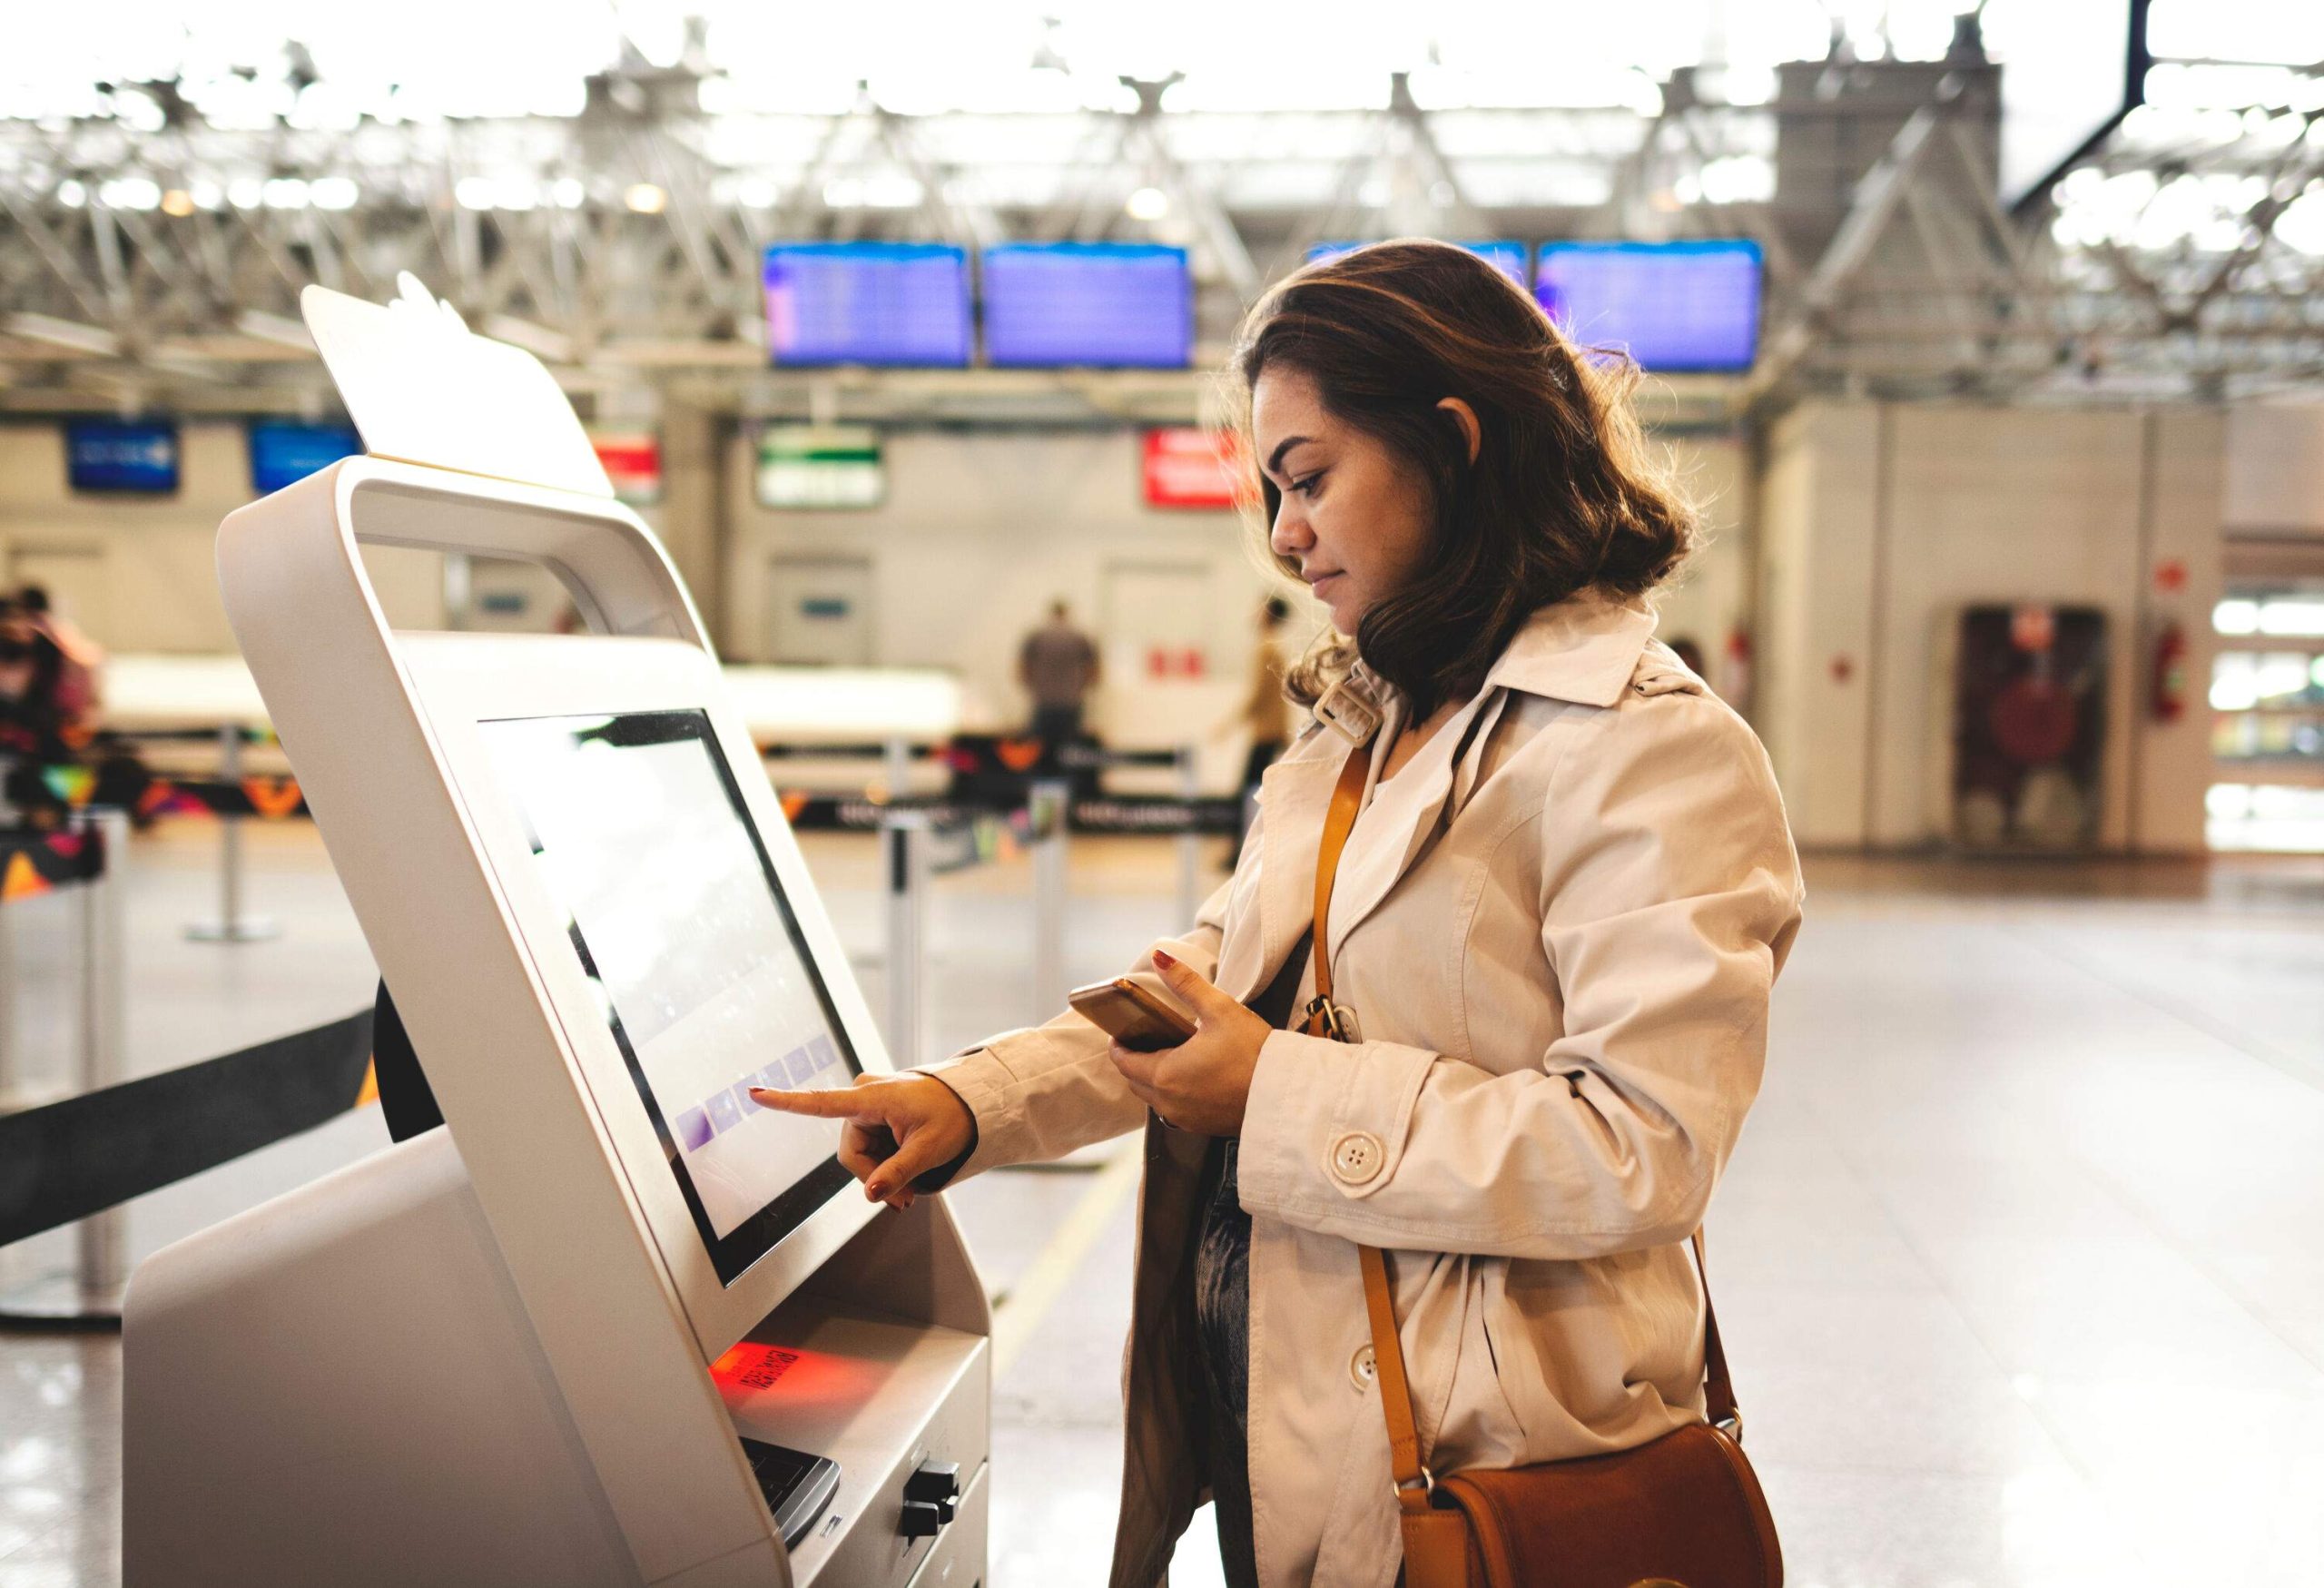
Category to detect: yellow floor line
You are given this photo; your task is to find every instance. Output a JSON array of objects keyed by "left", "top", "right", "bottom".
[{"left": 987, "top": 1140, "right": 1145, "bottom": 1380}]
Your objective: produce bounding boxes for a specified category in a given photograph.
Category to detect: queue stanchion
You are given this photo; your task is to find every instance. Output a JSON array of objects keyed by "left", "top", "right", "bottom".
[
  {"left": 1029, "top": 776, "right": 1070, "bottom": 1020},
  {"left": 0, "top": 889, "right": 15, "bottom": 1110},
  {"left": 75, "top": 808, "right": 129, "bottom": 1307},
  {"left": 881, "top": 808, "right": 931, "bottom": 1064},
  {"left": 1174, "top": 743, "right": 1202, "bottom": 930},
  {"left": 2, "top": 807, "right": 131, "bottom": 1326},
  {"left": 882, "top": 735, "right": 912, "bottom": 801},
  {"left": 185, "top": 724, "right": 279, "bottom": 943}
]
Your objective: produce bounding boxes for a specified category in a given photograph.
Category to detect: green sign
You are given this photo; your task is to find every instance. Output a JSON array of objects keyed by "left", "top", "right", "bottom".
[{"left": 757, "top": 424, "right": 883, "bottom": 509}]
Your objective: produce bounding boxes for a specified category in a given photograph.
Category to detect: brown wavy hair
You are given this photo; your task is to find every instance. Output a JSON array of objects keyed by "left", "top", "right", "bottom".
[{"left": 1231, "top": 239, "right": 1697, "bottom": 720}]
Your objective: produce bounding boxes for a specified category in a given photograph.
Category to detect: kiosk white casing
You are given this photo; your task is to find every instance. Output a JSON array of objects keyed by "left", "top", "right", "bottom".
[{"left": 123, "top": 278, "right": 990, "bottom": 1588}]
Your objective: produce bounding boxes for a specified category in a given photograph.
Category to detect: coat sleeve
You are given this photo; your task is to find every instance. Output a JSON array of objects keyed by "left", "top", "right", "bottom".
[
  {"left": 918, "top": 873, "right": 1235, "bottom": 1181},
  {"left": 1234, "top": 692, "right": 1804, "bottom": 1259}
]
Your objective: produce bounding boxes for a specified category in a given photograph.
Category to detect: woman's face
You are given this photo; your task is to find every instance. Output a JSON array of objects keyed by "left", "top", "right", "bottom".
[{"left": 1252, "top": 364, "right": 1436, "bottom": 636}]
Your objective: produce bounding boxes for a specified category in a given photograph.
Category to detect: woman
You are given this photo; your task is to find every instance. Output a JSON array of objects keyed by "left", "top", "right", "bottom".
[
  {"left": 1217, "top": 594, "right": 1299, "bottom": 870},
  {"left": 758, "top": 240, "right": 1804, "bottom": 1588}
]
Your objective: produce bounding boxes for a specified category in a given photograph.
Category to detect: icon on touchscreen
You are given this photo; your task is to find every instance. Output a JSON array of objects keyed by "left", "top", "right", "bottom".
[
  {"left": 675, "top": 1107, "right": 714, "bottom": 1152},
  {"left": 705, "top": 1090, "right": 742, "bottom": 1135}
]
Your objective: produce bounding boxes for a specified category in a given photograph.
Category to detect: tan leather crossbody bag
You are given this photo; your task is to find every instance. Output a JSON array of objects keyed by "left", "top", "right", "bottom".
[{"left": 1304, "top": 747, "right": 1783, "bottom": 1588}]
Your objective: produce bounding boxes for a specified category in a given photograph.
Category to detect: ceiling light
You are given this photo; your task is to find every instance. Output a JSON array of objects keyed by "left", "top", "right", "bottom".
[
  {"left": 1125, "top": 185, "right": 1169, "bottom": 221},
  {"left": 625, "top": 182, "right": 667, "bottom": 214}
]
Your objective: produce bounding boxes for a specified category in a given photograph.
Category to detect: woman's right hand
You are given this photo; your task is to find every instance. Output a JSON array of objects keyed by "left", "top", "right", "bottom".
[{"left": 750, "top": 1072, "right": 976, "bottom": 1210}]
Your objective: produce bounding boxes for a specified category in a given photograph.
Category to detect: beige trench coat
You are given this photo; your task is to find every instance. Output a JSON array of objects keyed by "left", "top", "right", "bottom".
[{"left": 927, "top": 592, "right": 1805, "bottom": 1588}]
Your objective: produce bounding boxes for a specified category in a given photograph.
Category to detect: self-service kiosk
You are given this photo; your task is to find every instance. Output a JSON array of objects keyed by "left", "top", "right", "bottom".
[{"left": 122, "top": 277, "right": 990, "bottom": 1588}]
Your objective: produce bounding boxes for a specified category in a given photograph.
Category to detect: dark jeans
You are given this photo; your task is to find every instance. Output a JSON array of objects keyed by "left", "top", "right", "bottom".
[
  {"left": 1225, "top": 739, "right": 1284, "bottom": 870},
  {"left": 1196, "top": 1139, "right": 1261, "bottom": 1588},
  {"left": 1029, "top": 703, "right": 1084, "bottom": 745}
]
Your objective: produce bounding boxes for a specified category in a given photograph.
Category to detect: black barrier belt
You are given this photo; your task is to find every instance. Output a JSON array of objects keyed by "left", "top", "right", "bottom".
[
  {"left": 110, "top": 725, "right": 274, "bottom": 745},
  {"left": 0, "top": 824, "right": 106, "bottom": 897},
  {"left": 2, "top": 759, "right": 311, "bottom": 822},
  {"left": 0, "top": 1009, "right": 375, "bottom": 1248},
  {"left": 781, "top": 793, "right": 1243, "bottom": 836},
  {"left": 759, "top": 740, "right": 1180, "bottom": 770}
]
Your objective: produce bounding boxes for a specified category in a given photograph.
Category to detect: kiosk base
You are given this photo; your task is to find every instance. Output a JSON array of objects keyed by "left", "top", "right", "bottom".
[{"left": 125, "top": 1129, "right": 988, "bottom": 1588}]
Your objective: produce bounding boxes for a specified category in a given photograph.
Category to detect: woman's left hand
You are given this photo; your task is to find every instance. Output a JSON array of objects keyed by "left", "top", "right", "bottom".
[{"left": 1108, "top": 950, "right": 1273, "bottom": 1136}]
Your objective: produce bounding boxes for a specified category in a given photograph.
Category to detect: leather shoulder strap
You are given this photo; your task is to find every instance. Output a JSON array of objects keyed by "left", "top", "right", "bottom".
[
  {"left": 1308, "top": 747, "right": 1439, "bottom": 1513},
  {"left": 1309, "top": 745, "right": 1746, "bottom": 1535},
  {"left": 1693, "top": 1228, "right": 1739, "bottom": 1434},
  {"left": 1304, "top": 747, "right": 1370, "bottom": 1036}
]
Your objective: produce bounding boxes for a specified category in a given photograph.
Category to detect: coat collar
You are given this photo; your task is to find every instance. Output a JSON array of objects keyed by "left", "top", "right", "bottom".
[
  {"left": 1222, "top": 593, "right": 1657, "bottom": 1003},
  {"left": 1482, "top": 591, "right": 1659, "bottom": 708}
]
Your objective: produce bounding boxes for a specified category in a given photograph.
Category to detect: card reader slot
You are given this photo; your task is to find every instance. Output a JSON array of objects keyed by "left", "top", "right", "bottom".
[{"left": 739, "top": 1437, "right": 841, "bottom": 1549}]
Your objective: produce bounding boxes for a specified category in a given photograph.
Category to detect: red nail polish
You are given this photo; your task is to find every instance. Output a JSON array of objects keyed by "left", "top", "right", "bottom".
[{"left": 1154, "top": 950, "right": 1177, "bottom": 969}]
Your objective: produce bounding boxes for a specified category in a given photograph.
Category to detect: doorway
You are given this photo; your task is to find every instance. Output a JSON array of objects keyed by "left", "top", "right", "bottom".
[{"left": 1100, "top": 560, "right": 1216, "bottom": 685}]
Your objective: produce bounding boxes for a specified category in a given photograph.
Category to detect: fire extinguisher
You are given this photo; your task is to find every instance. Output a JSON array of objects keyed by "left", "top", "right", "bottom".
[{"left": 2151, "top": 619, "right": 2187, "bottom": 723}]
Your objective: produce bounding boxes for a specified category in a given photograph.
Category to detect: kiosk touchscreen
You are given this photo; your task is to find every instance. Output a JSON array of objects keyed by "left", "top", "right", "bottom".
[
  {"left": 121, "top": 278, "right": 990, "bottom": 1588},
  {"left": 482, "top": 709, "right": 863, "bottom": 1278}
]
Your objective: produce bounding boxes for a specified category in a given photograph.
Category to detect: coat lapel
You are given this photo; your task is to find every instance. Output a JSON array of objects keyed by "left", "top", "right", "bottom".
[
  {"left": 1223, "top": 738, "right": 1346, "bottom": 1003},
  {"left": 1319, "top": 685, "right": 1496, "bottom": 971}
]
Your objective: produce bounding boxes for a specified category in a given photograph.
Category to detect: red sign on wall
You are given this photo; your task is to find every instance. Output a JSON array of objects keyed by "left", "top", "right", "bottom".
[
  {"left": 591, "top": 432, "right": 663, "bottom": 506},
  {"left": 1142, "top": 428, "right": 1246, "bottom": 510}
]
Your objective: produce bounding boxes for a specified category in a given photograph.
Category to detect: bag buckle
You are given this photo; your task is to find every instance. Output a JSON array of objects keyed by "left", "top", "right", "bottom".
[
  {"left": 1304, "top": 994, "right": 1361, "bottom": 1044},
  {"left": 1394, "top": 1465, "right": 1434, "bottom": 1496},
  {"left": 1714, "top": 1410, "right": 1744, "bottom": 1445},
  {"left": 1312, "top": 679, "right": 1381, "bottom": 746}
]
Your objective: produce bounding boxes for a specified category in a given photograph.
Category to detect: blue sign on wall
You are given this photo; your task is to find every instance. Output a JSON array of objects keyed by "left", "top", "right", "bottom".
[
  {"left": 247, "top": 419, "right": 363, "bottom": 495},
  {"left": 1305, "top": 240, "right": 1530, "bottom": 285},
  {"left": 1533, "top": 240, "right": 1764, "bottom": 373},
  {"left": 982, "top": 242, "right": 1192, "bottom": 369},
  {"left": 65, "top": 419, "right": 181, "bottom": 495},
  {"left": 762, "top": 242, "right": 972, "bottom": 368}
]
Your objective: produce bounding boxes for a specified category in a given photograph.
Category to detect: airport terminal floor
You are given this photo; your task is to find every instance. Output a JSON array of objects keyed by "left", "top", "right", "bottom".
[{"left": 5, "top": 822, "right": 2321, "bottom": 1587}]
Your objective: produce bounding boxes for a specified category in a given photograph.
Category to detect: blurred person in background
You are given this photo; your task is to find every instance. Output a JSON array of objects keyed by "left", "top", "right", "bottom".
[
  {"left": 1218, "top": 595, "right": 1301, "bottom": 869},
  {"left": 0, "top": 596, "right": 68, "bottom": 761},
  {"left": 1018, "top": 597, "right": 1101, "bottom": 745},
  {"left": 17, "top": 586, "right": 103, "bottom": 740}
]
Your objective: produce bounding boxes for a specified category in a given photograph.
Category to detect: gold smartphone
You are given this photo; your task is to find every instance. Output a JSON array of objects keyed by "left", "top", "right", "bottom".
[{"left": 1067, "top": 978, "right": 1197, "bottom": 1051}]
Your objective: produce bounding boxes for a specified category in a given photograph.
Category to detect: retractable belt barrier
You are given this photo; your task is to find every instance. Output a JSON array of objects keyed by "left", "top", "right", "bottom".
[
  {"left": 0, "top": 1009, "right": 377, "bottom": 1253},
  {"left": 1, "top": 824, "right": 106, "bottom": 900},
  {"left": 779, "top": 792, "right": 1241, "bottom": 837}
]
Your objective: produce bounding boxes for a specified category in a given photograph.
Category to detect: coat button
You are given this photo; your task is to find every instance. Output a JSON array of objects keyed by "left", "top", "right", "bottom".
[
  {"left": 1350, "top": 1345, "right": 1377, "bottom": 1391},
  {"left": 1329, "top": 1131, "right": 1384, "bottom": 1185}
]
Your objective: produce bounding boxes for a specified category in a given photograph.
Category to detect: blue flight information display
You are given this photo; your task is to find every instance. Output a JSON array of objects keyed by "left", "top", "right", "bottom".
[
  {"left": 65, "top": 419, "right": 180, "bottom": 495},
  {"left": 1307, "top": 240, "right": 1528, "bottom": 284},
  {"left": 981, "top": 242, "right": 1192, "bottom": 369},
  {"left": 247, "top": 419, "right": 363, "bottom": 495},
  {"left": 762, "top": 242, "right": 971, "bottom": 367},
  {"left": 1533, "top": 240, "right": 1764, "bottom": 373}
]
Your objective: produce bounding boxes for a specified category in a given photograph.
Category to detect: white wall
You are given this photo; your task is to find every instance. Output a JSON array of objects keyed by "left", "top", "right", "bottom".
[
  {"left": 1756, "top": 403, "right": 1883, "bottom": 849},
  {"left": 0, "top": 412, "right": 1752, "bottom": 769},
  {"left": 2223, "top": 404, "right": 2324, "bottom": 533},
  {"left": 722, "top": 425, "right": 1754, "bottom": 740},
  {"left": 0, "top": 419, "right": 446, "bottom": 647},
  {"left": 1650, "top": 430, "right": 1755, "bottom": 677},
  {"left": 1757, "top": 400, "right": 2223, "bottom": 854}
]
